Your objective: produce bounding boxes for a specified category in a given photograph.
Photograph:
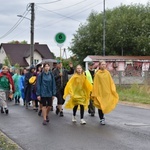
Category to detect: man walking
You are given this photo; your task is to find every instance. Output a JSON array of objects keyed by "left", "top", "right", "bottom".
[
  {"left": 85, "top": 62, "right": 95, "bottom": 116},
  {"left": 53, "top": 61, "right": 74, "bottom": 117}
]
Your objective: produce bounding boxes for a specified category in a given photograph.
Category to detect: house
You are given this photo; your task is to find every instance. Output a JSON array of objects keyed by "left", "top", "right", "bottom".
[
  {"left": 84, "top": 55, "right": 150, "bottom": 76},
  {"left": 0, "top": 43, "right": 55, "bottom": 67}
]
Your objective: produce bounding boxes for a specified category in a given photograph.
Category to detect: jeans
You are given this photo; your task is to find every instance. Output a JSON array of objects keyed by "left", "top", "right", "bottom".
[{"left": 0, "top": 91, "right": 7, "bottom": 109}]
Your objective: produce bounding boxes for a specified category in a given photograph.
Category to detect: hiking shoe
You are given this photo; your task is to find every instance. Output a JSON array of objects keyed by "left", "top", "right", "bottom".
[
  {"left": 80, "top": 119, "right": 86, "bottom": 125},
  {"left": 100, "top": 119, "right": 105, "bottom": 125},
  {"left": 26, "top": 103, "right": 28, "bottom": 109},
  {"left": 38, "top": 110, "right": 42, "bottom": 116},
  {"left": 60, "top": 111, "right": 64, "bottom": 117},
  {"left": 50, "top": 106, "right": 53, "bottom": 111},
  {"left": 1, "top": 107, "right": 4, "bottom": 114},
  {"left": 56, "top": 106, "right": 59, "bottom": 115},
  {"left": 5, "top": 108, "right": 9, "bottom": 115},
  {"left": 91, "top": 113, "right": 95, "bottom": 117},
  {"left": 42, "top": 120, "right": 47, "bottom": 125},
  {"left": 33, "top": 107, "right": 38, "bottom": 111},
  {"left": 35, "top": 108, "right": 38, "bottom": 112},
  {"left": 72, "top": 116, "right": 77, "bottom": 123},
  {"left": 46, "top": 116, "right": 49, "bottom": 122}
]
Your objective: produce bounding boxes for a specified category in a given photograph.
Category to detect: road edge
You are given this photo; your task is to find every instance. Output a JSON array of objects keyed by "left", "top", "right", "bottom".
[
  {"left": 119, "top": 101, "right": 150, "bottom": 109},
  {"left": 0, "top": 101, "right": 149, "bottom": 150},
  {"left": 0, "top": 130, "right": 23, "bottom": 150}
]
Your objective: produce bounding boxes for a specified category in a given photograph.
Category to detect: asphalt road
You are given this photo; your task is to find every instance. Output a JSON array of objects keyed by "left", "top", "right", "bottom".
[{"left": 0, "top": 100, "right": 150, "bottom": 150}]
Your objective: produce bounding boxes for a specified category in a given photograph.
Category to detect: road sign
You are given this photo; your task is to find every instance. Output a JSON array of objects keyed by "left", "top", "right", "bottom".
[{"left": 55, "top": 32, "right": 66, "bottom": 44}]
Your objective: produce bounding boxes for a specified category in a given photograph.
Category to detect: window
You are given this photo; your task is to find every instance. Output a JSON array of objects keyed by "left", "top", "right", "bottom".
[{"left": 34, "top": 59, "right": 39, "bottom": 65}]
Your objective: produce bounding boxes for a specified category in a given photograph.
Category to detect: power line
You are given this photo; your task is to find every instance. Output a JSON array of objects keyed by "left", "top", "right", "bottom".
[
  {"left": 4, "top": 1, "right": 102, "bottom": 40},
  {"left": 35, "top": 1, "right": 101, "bottom": 28},
  {"left": 36, "top": 0, "right": 61, "bottom": 5},
  {"left": 7, "top": 1, "right": 89, "bottom": 39},
  {"left": 36, "top": 1, "right": 102, "bottom": 29},
  {"left": 36, "top": 5, "right": 81, "bottom": 23},
  {"left": 71, "top": 2, "right": 103, "bottom": 17},
  {"left": 40, "top": 0, "right": 87, "bottom": 11},
  {"left": 35, "top": 0, "right": 89, "bottom": 23},
  {"left": 0, "top": 9, "right": 29, "bottom": 39}
]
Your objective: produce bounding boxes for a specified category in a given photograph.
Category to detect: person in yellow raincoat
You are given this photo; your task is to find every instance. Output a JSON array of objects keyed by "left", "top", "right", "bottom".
[
  {"left": 91, "top": 61, "right": 119, "bottom": 125},
  {"left": 63, "top": 65, "right": 92, "bottom": 125}
]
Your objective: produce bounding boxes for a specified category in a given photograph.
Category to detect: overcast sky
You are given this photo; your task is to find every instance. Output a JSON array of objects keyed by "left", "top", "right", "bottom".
[{"left": 0, "top": 0, "right": 149, "bottom": 58}]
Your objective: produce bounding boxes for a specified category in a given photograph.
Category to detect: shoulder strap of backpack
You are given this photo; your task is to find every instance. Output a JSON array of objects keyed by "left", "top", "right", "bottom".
[
  {"left": 49, "top": 71, "right": 54, "bottom": 87},
  {"left": 40, "top": 72, "right": 43, "bottom": 85}
]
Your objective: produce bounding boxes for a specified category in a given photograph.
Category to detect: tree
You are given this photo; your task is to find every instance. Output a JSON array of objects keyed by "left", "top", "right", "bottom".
[
  {"left": 69, "top": 3, "right": 150, "bottom": 64},
  {"left": 8, "top": 40, "right": 28, "bottom": 44},
  {"left": 3, "top": 57, "right": 11, "bottom": 66},
  {"left": 14, "top": 63, "right": 20, "bottom": 69}
]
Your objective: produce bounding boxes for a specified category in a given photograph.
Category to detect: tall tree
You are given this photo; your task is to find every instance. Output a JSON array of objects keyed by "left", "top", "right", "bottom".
[
  {"left": 69, "top": 3, "right": 150, "bottom": 64},
  {"left": 3, "top": 57, "right": 11, "bottom": 66},
  {"left": 8, "top": 40, "right": 28, "bottom": 44}
]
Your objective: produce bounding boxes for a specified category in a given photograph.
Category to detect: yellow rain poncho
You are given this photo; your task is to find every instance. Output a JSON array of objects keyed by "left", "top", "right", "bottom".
[
  {"left": 91, "top": 69, "right": 119, "bottom": 114},
  {"left": 63, "top": 73, "right": 93, "bottom": 109}
]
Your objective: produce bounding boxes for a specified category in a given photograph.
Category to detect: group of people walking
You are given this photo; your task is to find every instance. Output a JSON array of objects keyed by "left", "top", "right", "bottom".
[{"left": 0, "top": 60, "right": 119, "bottom": 126}]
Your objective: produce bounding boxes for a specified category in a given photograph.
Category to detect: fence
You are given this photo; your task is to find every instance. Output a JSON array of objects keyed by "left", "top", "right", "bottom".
[{"left": 110, "top": 70, "right": 150, "bottom": 85}]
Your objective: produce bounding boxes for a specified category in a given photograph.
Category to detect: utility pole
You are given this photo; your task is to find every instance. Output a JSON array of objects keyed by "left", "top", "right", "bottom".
[
  {"left": 102, "top": 0, "right": 106, "bottom": 56},
  {"left": 30, "top": 3, "right": 35, "bottom": 66}
]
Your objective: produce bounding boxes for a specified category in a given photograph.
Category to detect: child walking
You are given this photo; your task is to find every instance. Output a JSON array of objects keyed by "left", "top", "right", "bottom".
[{"left": 63, "top": 65, "right": 92, "bottom": 125}]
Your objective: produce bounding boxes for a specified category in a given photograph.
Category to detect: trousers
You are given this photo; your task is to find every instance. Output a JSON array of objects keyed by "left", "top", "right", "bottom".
[{"left": 0, "top": 91, "right": 7, "bottom": 109}]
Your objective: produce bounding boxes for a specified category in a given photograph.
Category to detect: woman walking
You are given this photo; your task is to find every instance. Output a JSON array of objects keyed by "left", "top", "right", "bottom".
[
  {"left": 36, "top": 63, "right": 56, "bottom": 125},
  {"left": 13, "top": 69, "right": 21, "bottom": 104},
  {"left": 36, "top": 64, "right": 43, "bottom": 116},
  {"left": 29, "top": 73, "right": 38, "bottom": 111},
  {"left": 0, "top": 66, "right": 15, "bottom": 114},
  {"left": 63, "top": 65, "right": 92, "bottom": 125},
  {"left": 20, "top": 68, "right": 27, "bottom": 106},
  {"left": 24, "top": 66, "right": 35, "bottom": 108},
  {"left": 91, "top": 61, "right": 119, "bottom": 125}
]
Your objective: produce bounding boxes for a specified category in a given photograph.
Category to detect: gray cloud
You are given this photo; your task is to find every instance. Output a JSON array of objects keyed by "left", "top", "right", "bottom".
[{"left": 0, "top": 0, "right": 149, "bottom": 57}]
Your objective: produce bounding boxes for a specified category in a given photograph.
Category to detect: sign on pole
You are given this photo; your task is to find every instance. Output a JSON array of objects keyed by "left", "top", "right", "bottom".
[
  {"left": 55, "top": 32, "right": 66, "bottom": 87},
  {"left": 55, "top": 32, "right": 66, "bottom": 44}
]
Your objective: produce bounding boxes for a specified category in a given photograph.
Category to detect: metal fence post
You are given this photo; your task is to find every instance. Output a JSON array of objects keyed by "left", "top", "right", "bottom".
[{"left": 119, "top": 71, "right": 122, "bottom": 85}]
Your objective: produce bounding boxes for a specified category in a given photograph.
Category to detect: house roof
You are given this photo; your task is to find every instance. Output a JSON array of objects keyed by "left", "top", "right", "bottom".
[
  {"left": 84, "top": 55, "right": 150, "bottom": 62},
  {"left": 0, "top": 43, "right": 55, "bottom": 67}
]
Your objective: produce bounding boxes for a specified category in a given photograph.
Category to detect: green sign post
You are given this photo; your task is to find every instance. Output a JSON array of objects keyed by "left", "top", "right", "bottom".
[
  {"left": 54, "top": 32, "right": 67, "bottom": 85},
  {"left": 55, "top": 32, "right": 66, "bottom": 44}
]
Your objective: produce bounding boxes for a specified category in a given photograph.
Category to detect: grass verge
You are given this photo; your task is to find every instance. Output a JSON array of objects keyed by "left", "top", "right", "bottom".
[
  {"left": 0, "top": 131, "right": 21, "bottom": 150},
  {"left": 117, "top": 84, "right": 150, "bottom": 104}
]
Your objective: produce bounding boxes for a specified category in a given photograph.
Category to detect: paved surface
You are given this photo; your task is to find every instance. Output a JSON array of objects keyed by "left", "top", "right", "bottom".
[{"left": 0, "top": 100, "right": 150, "bottom": 150}]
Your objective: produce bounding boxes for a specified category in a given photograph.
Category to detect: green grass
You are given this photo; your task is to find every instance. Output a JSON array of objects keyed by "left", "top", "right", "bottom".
[
  {"left": 117, "top": 84, "right": 150, "bottom": 104},
  {"left": 0, "top": 132, "right": 19, "bottom": 150}
]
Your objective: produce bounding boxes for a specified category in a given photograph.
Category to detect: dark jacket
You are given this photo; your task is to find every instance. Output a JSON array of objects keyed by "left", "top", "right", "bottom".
[
  {"left": 53, "top": 67, "right": 74, "bottom": 91},
  {"left": 24, "top": 66, "right": 35, "bottom": 102}
]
